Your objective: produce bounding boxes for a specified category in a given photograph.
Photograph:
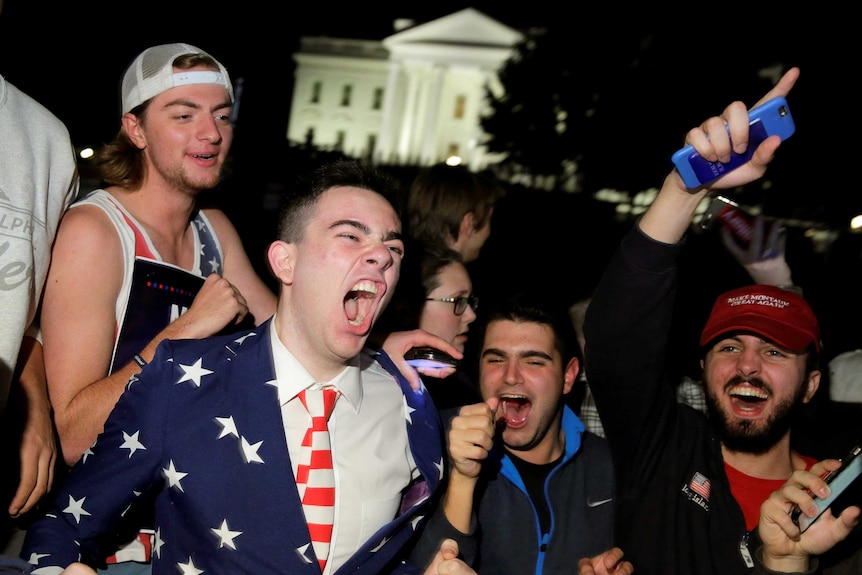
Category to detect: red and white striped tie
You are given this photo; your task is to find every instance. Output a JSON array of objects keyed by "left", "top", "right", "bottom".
[{"left": 297, "top": 386, "right": 340, "bottom": 572}]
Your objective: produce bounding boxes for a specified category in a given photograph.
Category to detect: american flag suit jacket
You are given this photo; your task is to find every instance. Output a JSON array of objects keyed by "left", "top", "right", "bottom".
[{"left": 23, "top": 318, "right": 445, "bottom": 575}]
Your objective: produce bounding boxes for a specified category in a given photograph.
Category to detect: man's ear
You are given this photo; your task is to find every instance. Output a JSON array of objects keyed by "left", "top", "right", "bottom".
[
  {"left": 802, "top": 369, "right": 821, "bottom": 404},
  {"left": 459, "top": 211, "right": 476, "bottom": 239},
  {"left": 562, "top": 357, "right": 579, "bottom": 395},
  {"left": 267, "top": 240, "right": 296, "bottom": 286},
  {"left": 122, "top": 113, "right": 147, "bottom": 150}
]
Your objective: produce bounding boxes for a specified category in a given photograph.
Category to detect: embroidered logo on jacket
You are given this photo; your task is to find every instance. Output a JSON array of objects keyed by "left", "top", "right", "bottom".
[{"left": 681, "top": 471, "right": 711, "bottom": 512}]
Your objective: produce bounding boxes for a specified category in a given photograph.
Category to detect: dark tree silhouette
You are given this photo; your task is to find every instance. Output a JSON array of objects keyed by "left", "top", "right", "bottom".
[{"left": 479, "top": 18, "right": 831, "bottom": 226}]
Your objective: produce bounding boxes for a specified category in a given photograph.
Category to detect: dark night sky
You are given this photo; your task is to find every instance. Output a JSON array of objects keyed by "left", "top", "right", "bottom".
[
  {"left": 3, "top": 1, "right": 862, "bottom": 362},
  {"left": 0, "top": 1, "right": 557, "bottom": 151},
  {"left": 0, "top": 2, "right": 852, "bottom": 223}
]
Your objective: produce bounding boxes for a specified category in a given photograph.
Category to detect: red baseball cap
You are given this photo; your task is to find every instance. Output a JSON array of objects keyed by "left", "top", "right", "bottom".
[{"left": 700, "top": 285, "right": 821, "bottom": 353}]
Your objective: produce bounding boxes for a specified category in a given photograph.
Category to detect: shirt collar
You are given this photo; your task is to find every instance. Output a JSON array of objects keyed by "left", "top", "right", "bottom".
[{"left": 268, "top": 318, "right": 362, "bottom": 409}]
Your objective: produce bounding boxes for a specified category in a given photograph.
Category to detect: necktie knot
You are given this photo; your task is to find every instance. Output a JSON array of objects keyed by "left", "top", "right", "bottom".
[{"left": 299, "top": 386, "right": 339, "bottom": 421}]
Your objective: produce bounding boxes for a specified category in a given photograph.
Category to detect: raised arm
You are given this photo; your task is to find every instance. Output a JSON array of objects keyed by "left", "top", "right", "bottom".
[
  {"left": 640, "top": 67, "right": 800, "bottom": 245},
  {"left": 442, "top": 398, "right": 498, "bottom": 532}
]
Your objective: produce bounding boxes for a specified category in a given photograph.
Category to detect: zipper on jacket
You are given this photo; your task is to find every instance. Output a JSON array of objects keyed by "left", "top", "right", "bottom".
[{"left": 738, "top": 530, "right": 754, "bottom": 568}]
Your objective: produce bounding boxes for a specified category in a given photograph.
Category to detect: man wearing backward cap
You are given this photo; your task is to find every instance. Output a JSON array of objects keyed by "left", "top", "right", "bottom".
[{"left": 30, "top": 42, "right": 277, "bottom": 573}]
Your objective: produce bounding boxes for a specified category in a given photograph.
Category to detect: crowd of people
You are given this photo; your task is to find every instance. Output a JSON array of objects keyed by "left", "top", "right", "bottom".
[{"left": 1, "top": 31, "right": 860, "bottom": 575}]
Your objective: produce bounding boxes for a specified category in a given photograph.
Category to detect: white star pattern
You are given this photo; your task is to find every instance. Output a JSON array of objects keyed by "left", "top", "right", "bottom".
[
  {"left": 177, "top": 556, "right": 203, "bottom": 575},
  {"left": 296, "top": 543, "right": 314, "bottom": 564},
  {"left": 62, "top": 494, "right": 91, "bottom": 524},
  {"left": 154, "top": 527, "right": 165, "bottom": 558},
  {"left": 208, "top": 256, "right": 220, "bottom": 274},
  {"left": 81, "top": 444, "right": 95, "bottom": 464},
  {"left": 403, "top": 396, "right": 415, "bottom": 424},
  {"left": 119, "top": 490, "right": 141, "bottom": 517},
  {"left": 215, "top": 416, "right": 238, "bottom": 439},
  {"left": 411, "top": 514, "right": 424, "bottom": 530},
  {"left": 211, "top": 519, "right": 242, "bottom": 549},
  {"left": 120, "top": 430, "right": 146, "bottom": 458},
  {"left": 435, "top": 457, "right": 445, "bottom": 480},
  {"left": 176, "top": 358, "right": 214, "bottom": 387},
  {"left": 28, "top": 552, "right": 48, "bottom": 564},
  {"left": 240, "top": 436, "right": 264, "bottom": 464},
  {"left": 163, "top": 460, "right": 188, "bottom": 492}
]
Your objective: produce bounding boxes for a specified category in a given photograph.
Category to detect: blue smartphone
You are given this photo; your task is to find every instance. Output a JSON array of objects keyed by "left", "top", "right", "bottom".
[{"left": 672, "top": 96, "right": 795, "bottom": 189}]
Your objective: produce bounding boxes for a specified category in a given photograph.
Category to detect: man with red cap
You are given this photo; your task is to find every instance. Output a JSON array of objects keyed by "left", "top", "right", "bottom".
[{"left": 583, "top": 66, "right": 859, "bottom": 575}]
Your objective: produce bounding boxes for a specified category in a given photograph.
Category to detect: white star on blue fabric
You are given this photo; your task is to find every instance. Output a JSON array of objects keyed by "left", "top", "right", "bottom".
[
  {"left": 154, "top": 527, "right": 165, "bottom": 558},
  {"left": 62, "top": 494, "right": 91, "bottom": 524},
  {"left": 176, "top": 358, "right": 214, "bottom": 387},
  {"left": 296, "top": 543, "right": 314, "bottom": 564},
  {"left": 403, "top": 396, "right": 415, "bottom": 424},
  {"left": 27, "top": 552, "right": 48, "bottom": 565},
  {"left": 163, "top": 460, "right": 188, "bottom": 492},
  {"left": 208, "top": 256, "right": 220, "bottom": 274},
  {"left": 82, "top": 443, "right": 95, "bottom": 464},
  {"left": 120, "top": 490, "right": 141, "bottom": 518},
  {"left": 215, "top": 416, "right": 239, "bottom": 439},
  {"left": 211, "top": 519, "right": 242, "bottom": 549},
  {"left": 120, "top": 430, "right": 146, "bottom": 458},
  {"left": 240, "top": 436, "right": 264, "bottom": 464},
  {"left": 177, "top": 556, "right": 203, "bottom": 575},
  {"left": 435, "top": 458, "right": 445, "bottom": 480}
]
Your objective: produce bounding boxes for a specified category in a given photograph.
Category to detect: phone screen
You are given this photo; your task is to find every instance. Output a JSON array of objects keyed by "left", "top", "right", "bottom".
[{"left": 680, "top": 119, "right": 769, "bottom": 185}]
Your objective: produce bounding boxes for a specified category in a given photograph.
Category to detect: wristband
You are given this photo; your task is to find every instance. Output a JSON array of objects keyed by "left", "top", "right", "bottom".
[{"left": 133, "top": 354, "right": 148, "bottom": 368}]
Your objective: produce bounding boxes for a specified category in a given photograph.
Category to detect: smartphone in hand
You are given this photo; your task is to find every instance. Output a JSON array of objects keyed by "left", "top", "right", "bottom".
[
  {"left": 404, "top": 346, "right": 460, "bottom": 369},
  {"left": 672, "top": 96, "right": 796, "bottom": 189},
  {"left": 791, "top": 445, "right": 862, "bottom": 532}
]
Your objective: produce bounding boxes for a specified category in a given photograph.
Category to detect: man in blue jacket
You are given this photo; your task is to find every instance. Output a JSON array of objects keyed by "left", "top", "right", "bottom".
[{"left": 411, "top": 293, "right": 631, "bottom": 575}]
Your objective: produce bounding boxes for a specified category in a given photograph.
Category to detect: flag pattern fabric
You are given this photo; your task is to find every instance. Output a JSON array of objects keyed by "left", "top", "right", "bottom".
[
  {"left": 690, "top": 472, "right": 712, "bottom": 500},
  {"left": 21, "top": 318, "right": 444, "bottom": 575},
  {"left": 297, "top": 386, "right": 340, "bottom": 572}
]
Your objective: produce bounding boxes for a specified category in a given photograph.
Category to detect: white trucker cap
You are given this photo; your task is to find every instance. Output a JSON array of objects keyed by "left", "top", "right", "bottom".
[{"left": 121, "top": 42, "right": 233, "bottom": 114}]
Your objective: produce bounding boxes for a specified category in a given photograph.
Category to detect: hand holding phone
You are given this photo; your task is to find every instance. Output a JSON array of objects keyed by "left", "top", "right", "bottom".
[
  {"left": 791, "top": 445, "right": 862, "bottom": 532},
  {"left": 672, "top": 96, "right": 795, "bottom": 189}
]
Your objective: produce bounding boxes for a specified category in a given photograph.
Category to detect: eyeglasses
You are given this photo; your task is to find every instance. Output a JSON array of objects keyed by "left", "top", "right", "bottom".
[{"left": 425, "top": 295, "right": 479, "bottom": 316}]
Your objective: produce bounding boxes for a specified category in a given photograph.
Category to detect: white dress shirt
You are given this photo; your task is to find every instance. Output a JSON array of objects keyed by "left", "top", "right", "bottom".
[{"left": 269, "top": 320, "right": 417, "bottom": 574}]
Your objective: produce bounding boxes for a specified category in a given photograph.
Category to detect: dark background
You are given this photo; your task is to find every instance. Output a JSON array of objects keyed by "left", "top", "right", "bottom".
[{"left": 2, "top": 2, "right": 859, "bottom": 371}]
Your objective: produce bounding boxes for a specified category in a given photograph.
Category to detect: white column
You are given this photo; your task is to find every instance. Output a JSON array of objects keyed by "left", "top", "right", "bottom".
[
  {"left": 420, "top": 65, "right": 445, "bottom": 165},
  {"left": 378, "top": 62, "right": 401, "bottom": 163},
  {"left": 397, "top": 66, "right": 421, "bottom": 162}
]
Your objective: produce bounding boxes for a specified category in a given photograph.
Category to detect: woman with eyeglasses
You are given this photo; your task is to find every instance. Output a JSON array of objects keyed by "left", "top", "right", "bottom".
[{"left": 373, "top": 240, "right": 482, "bottom": 413}]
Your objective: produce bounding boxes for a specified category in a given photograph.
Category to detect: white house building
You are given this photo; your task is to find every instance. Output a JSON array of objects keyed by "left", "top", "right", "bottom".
[{"left": 286, "top": 8, "right": 523, "bottom": 171}]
